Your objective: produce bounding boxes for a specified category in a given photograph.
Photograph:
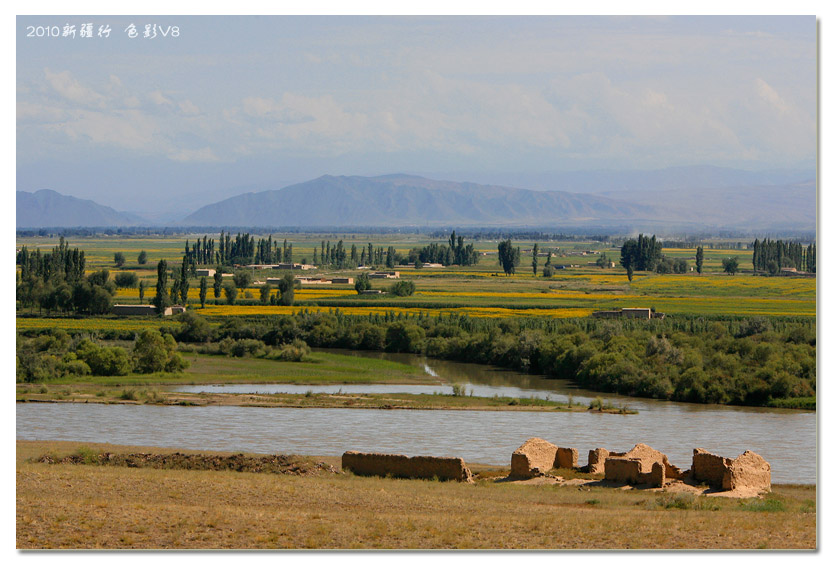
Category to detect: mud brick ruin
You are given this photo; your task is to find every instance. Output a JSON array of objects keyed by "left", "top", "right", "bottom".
[
  {"left": 341, "top": 451, "right": 474, "bottom": 483},
  {"left": 342, "top": 441, "right": 772, "bottom": 496},
  {"left": 691, "top": 448, "right": 772, "bottom": 493},
  {"left": 508, "top": 437, "right": 578, "bottom": 479},
  {"left": 600, "top": 443, "right": 685, "bottom": 488}
]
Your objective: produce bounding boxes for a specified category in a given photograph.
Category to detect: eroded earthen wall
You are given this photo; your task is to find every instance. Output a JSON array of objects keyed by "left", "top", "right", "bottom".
[
  {"left": 509, "top": 438, "right": 558, "bottom": 479},
  {"left": 341, "top": 451, "right": 474, "bottom": 482},
  {"left": 723, "top": 451, "right": 771, "bottom": 492}
]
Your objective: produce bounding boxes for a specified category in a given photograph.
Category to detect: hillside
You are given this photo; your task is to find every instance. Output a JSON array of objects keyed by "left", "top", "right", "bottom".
[
  {"left": 180, "top": 174, "right": 655, "bottom": 227},
  {"left": 16, "top": 189, "right": 145, "bottom": 228}
]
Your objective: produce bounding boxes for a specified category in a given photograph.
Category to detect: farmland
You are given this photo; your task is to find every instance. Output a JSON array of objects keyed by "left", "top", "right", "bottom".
[{"left": 16, "top": 232, "right": 816, "bottom": 409}]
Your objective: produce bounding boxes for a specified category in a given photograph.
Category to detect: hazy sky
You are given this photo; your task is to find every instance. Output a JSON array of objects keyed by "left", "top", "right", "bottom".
[{"left": 16, "top": 15, "right": 817, "bottom": 213}]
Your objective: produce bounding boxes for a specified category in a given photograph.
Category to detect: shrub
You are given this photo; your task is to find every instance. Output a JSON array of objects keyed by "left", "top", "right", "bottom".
[
  {"left": 740, "top": 497, "right": 785, "bottom": 513},
  {"left": 229, "top": 339, "right": 266, "bottom": 358},
  {"left": 75, "top": 340, "right": 130, "bottom": 376},
  {"left": 276, "top": 339, "right": 311, "bottom": 362},
  {"left": 132, "top": 329, "right": 187, "bottom": 373},
  {"left": 233, "top": 270, "right": 253, "bottom": 289},
  {"left": 655, "top": 493, "right": 696, "bottom": 510},
  {"left": 391, "top": 280, "right": 415, "bottom": 297},
  {"left": 354, "top": 272, "right": 372, "bottom": 293},
  {"left": 114, "top": 272, "right": 139, "bottom": 288},
  {"left": 224, "top": 283, "right": 238, "bottom": 305}
]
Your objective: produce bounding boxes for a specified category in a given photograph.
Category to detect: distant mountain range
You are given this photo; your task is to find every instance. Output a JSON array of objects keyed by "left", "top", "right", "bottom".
[
  {"left": 180, "top": 174, "right": 655, "bottom": 228},
  {"left": 16, "top": 189, "right": 146, "bottom": 228},
  {"left": 17, "top": 169, "right": 816, "bottom": 232}
]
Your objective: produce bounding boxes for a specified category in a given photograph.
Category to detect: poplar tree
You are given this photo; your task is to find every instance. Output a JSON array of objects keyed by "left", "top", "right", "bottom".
[
  {"left": 152, "top": 260, "right": 171, "bottom": 313},
  {"left": 695, "top": 246, "right": 704, "bottom": 275},
  {"left": 179, "top": 259, "right": 189, "bottom": 305},
  {"left": 199, "top": 277, "right": 207, "bottom": 308},
  {"left": 213, "top": 271, "right": 222, "bottom": 299},
  {"left": 531, "top": 243, "right": 539, "bottom": 276}
]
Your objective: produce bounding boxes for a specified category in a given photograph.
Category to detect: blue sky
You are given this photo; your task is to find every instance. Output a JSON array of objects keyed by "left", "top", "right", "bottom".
[{"left": 16, "top": 15, "right": 817, "bottom": 213}]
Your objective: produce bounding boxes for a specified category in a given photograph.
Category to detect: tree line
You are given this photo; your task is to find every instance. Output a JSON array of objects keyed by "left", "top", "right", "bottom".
[
  {"left": 185, "top": 232, "right": 294, "bottom": 266},
  {"left": 33, "top": 310, "right": 808, "bottom": 408},
  {"left": 752, "top": 238, "right": 816, "bottom": 274},
  {"left": 16, "top": 238, "right": 117, "bottom": 314}
]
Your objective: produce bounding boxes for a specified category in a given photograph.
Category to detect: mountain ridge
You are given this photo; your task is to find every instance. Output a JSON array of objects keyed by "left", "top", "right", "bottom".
[
  {"left": 180, "top": 174, "right": 656, "bottom": 228},
  {"left": 16, "top": 189, "right": 148, "bottom": 228}
]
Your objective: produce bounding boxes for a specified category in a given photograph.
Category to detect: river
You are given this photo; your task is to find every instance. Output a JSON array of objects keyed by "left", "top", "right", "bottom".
[{"left": 16, "top": 349, "right": 816, "bottom": 484}]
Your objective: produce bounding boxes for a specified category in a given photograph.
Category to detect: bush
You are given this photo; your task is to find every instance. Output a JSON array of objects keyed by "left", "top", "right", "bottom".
[
  {"left": 75, "top": 341, "right": 131, "bottom": 376},
  {"left": 132, "top": 329, "right": 187, "bottom": 373},
  {"left": 233, "top": 270, "right": 253, "bottom": 289},
  {"left": 391, "top": 280, "right": 415, "bottom": 297},
  {"left": 224, "top": 283, "right": 238, "bottom": 305},
  {"left": 275, "top": 339, "right": 311, "bottom": 362},
  {"left": 229, "top": 339, "right": 266, "bottom": 358},
  {"left": 176, "top": 312, "right": 215, "bottom": 343},
  {"left": 655, "top": 493, "right": 696, "bottom": 510},
  {"left": 354, "top": 272, "right": 371, "bottom": 293},
  {"left": 114, "top": 272, "right": 139, "bottom": 288}
]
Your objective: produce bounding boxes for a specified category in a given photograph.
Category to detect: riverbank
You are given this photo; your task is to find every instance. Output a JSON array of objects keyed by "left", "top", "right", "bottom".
[
  {"left": 15, "top": 383, "right": 634, "bottom": 413},
  {"left": 16, "top": 440, "right": 816, "bottom": 549}
]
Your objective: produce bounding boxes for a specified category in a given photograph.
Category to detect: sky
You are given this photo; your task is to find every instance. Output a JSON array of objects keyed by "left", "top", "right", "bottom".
[{"left": 15, "top": 15, "right": 817, "bottom": 214}]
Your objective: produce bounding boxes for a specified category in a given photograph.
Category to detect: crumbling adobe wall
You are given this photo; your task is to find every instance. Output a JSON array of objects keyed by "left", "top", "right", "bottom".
[
  {"left": 692, "top": 448, "right": 771, "bottom": 493},
  {"left": 624, "top": 443, "right": 684, "bottom": 479},
  {"left": 554, "top": 447, "right": 578, "bottom": 469},
  {"left": 587, "top": 448, "right": 626, "bottom": 474},
  {"left": 341, "top": 451, "right": 473, "bottom": 483},
  {"left": 509, "top": 438, "right": 558, "bottom": 479},
  {"left": 691, "top": 448, "right": 730, "bottom": 486},
  {"left": 723, "top": 451, "right": 771, "bottom": 493},
  {"left": 603, "top": 443, "right": 680, "bottom": 487}
]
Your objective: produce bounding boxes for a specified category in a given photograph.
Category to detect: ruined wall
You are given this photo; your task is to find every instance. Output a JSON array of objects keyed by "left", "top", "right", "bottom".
[
  {"left": 554, "top": 447, "right": 578, "bottom": 469},
  {"left": 723, "top": 451, "right": 771, "bottom": 493},
  {"left": 509, "top": 438, "right": 557, "bottom": 479},
  {"left": 691, "top": 448, "right": 729, "bottom": 486},
  {"left": 602, "top": 443, "right": 680, "bottom": 487},
  {"left": 341, "top": 451, "right": 473, "bottom": 483},
  {"left": 604, "top": 458, "right": 666, "bottom": 488},
  {"left": 691, "top": 449, "right": 771, "bottom": 492},
  {"left": 587, "top": 448, "right": 625, "bottom": 474}
]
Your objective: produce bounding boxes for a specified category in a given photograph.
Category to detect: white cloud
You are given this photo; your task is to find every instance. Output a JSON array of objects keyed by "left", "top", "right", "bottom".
[
  {"left": 148, "top": 90, "right": 174, "bottom": 107},
  {"left": 43, "top": 68, "right": 106, "bottom": 108}
]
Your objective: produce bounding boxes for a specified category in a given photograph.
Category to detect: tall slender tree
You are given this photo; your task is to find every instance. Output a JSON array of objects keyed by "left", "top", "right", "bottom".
[
  {"left": 199, "top": 277, "right": 207, "bottom": 308},
  {"left": 152, "top": 260, "right": 171, "bottom": 313}
]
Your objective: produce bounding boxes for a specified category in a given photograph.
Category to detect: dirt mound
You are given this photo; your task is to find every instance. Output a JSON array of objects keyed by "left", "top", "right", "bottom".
[{"left": 36, "top": 451, "right": 340, "bottom": 476}]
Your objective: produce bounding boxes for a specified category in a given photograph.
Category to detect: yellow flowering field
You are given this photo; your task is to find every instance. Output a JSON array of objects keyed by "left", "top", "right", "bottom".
[{"left": 194, "top": 304, "right": 594, "bottom": 319}]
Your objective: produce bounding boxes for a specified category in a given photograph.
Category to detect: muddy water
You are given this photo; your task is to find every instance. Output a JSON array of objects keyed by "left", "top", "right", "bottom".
[{"left": 17, "top": 349, "right": 816, "bottom": 484}]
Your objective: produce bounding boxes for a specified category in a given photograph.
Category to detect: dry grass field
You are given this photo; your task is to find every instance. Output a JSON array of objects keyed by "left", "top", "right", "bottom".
[{"left": 17, "top": 441, "right": 816, "bottom": 550}]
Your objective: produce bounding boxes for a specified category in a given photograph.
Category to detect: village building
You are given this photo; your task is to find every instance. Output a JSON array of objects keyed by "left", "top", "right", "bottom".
[
  {"left": 591, "top": 308, "right": 665, "bottom": 320},
  {"left": 111, "top": 304, "right": 186, "bottom": 316}
]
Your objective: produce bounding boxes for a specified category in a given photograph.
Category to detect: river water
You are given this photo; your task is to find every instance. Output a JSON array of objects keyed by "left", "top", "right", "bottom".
[{"left": 16, "top": 350, "right": 817, "bottom": 484}]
